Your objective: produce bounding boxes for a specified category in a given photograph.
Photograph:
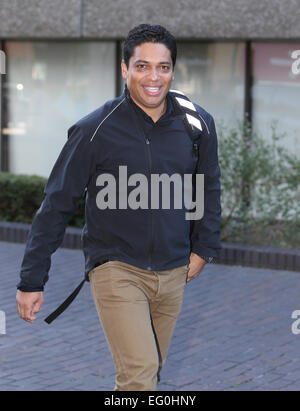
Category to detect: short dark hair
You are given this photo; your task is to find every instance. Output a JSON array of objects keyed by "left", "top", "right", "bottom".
[{"left": 123, "top": 24, "right": 177, "bottom": 69}]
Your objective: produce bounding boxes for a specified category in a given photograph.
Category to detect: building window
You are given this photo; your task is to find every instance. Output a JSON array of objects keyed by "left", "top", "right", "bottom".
[
  {"left": 173, "top": 42, "right": 245, "bottom": 129},
  {"left": 2, "top": 41, "right": 116, "bottom": 177},
  {"left": 252, "top": 42, "right": 300, "bottom": 156}
]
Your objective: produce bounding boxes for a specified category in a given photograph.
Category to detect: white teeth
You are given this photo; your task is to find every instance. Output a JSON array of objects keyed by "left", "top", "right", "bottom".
[{"left": 144, "top": 87, "right": 160, "bottom": 92}]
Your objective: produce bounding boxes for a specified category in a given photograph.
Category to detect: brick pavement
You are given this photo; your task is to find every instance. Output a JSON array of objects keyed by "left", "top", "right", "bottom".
[{"left": 1, "top": 241, "right": 300, "bottom": 391}]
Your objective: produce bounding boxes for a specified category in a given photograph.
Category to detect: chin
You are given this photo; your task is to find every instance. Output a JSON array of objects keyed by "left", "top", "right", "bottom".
[{"left": 143, "top": 94, "right": 167, "bottom": 106}]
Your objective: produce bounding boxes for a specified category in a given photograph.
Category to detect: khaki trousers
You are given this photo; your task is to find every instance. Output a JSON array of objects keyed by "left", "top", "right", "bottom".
[{"left": 89, "top": 260, "right": 188, "bottom": 391}]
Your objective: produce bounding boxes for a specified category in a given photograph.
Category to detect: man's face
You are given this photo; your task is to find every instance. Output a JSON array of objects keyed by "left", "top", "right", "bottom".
[{"left": 121, "top": 42, "right": 174, "bottom": 111}]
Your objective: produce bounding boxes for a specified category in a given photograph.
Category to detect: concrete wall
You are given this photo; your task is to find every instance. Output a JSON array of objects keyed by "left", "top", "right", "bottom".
[{"left": 0, "top": 0, "right": 299, "bottom": 40}]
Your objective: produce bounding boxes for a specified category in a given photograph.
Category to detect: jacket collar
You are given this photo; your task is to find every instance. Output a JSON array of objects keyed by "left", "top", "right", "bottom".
[{"left": 123, "top": 85, "right": 182, "bottom": 124}]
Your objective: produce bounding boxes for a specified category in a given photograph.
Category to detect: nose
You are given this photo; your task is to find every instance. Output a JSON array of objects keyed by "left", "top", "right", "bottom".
[{"left": 148, "top": 68, "right": 159, "bottom": 81}]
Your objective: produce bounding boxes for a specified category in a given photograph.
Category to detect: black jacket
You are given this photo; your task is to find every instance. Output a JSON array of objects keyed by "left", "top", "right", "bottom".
[{"left": 17, "top": 88, "right": 221, "bottom": 292}]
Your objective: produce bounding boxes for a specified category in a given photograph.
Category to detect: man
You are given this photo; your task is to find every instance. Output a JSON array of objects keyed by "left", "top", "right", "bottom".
[{"left": 16, "top": 24, "right": 221, "bottom": 391}]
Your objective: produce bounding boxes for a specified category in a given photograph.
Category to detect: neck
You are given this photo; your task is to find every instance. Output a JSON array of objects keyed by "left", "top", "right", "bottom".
[
  {"left": 145, "top": 99, "right": 167, "bottom": 122},
  {"left": 128, "top": 94, "right": 167, "bottom": 122}
]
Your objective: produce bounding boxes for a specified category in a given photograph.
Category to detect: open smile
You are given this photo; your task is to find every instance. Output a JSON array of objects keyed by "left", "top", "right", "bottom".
[{"left": 142, "top": 86, "right": 162, "bottom": 96}]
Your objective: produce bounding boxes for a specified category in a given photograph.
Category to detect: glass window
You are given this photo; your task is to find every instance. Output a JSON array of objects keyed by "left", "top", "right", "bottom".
[
  {"left": 173, "top": 42, "right": 245, "bottom": 129},
  {"left": 252, "top": 42, "right": 300, "bottom": 156},
  {"left": 3, "top": 41, "right": 116, "bottom": 177}
]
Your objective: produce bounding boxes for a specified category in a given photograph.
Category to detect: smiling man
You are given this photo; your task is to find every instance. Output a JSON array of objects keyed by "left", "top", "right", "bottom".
[
  {"left": 16, "top": 24, "right": 221, "bottom": 391},
  {"left": 121, "top": 41, "right": 173, "bottom": 122}
]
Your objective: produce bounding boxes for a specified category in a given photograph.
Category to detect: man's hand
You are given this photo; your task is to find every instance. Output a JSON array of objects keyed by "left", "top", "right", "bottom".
[
  {"left": 186, "top": 252, "right": 207, "bottom": 283},
  {"left": 16, "top": 290, "right": 44, "bottom": 323}
]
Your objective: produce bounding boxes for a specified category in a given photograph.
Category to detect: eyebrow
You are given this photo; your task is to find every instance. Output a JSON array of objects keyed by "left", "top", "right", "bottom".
[{"left": 134, "top": 59, "right": 171, "bottom": 65}]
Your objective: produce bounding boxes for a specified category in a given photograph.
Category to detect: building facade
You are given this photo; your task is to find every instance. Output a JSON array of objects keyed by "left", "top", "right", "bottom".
[{"left": 0, "top": 0, "right": 299, "bottom": 177}]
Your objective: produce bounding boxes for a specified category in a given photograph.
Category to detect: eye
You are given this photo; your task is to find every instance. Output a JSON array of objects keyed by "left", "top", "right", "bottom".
[
  {"left": 161, "top": 65, "right": 171, "bottom": 71},
  {"left": 136, "top": 64, "right": 147, "bottom": 70}
]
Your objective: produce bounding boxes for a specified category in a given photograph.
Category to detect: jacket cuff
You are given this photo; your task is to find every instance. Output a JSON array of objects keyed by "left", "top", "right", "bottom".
[
  {"left": 17, "top": 284, "right": 44, "bottom": 292},
  {"left": 191, "top": 244, "right": 220, "bottom": 258}
]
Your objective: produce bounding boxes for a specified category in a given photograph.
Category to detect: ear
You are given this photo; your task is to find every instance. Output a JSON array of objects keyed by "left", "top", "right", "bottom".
[{"left": 121, "top": 60, "right": 128, "bottom": 80}]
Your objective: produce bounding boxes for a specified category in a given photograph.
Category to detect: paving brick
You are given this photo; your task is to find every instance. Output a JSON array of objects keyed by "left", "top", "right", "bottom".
[{"left": 2, "top": 241, "right": 300, "bottom": 391}]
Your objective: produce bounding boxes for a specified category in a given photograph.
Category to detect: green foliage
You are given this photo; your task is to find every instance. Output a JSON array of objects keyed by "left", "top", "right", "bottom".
[
  {"left": 218, "top": 120, "right": 300, "bottom": 247},
  {"left": 0, "top": 173, "right": 46, "bottom": 223},
  {"left": 0, "top": 172, "right": 85, "bottom": 227}
]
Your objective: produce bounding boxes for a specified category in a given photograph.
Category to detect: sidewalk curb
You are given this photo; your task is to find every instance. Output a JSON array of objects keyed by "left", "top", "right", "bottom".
[
  {"left": 219, "top": 241, "right": 300, "bottom": 272},
  {"left": 1, "top": 221, "right": 299, "bottom": 272}
]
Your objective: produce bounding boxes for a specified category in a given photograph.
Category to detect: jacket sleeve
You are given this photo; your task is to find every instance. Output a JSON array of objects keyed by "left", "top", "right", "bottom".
[
  {"left": 17, "top": 124, "right": 95, "bottom": 292},
  {"left": 190, "top": 113, "right": 222, "bottom": 258}
]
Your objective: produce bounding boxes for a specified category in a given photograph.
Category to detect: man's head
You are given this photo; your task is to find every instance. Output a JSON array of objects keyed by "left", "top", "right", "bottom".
[
  {"left": 123, "top": 24, "right": 177, "bottom": 69},
  {"left": 121, "top": 24, "right": 177, "bottom": 119}
]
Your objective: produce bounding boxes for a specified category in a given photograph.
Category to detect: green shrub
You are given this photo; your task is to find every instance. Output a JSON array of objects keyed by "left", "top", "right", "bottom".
[
  {"left": 218, "top": 120, "right": 300, "bottom": 248},
  {"left": 0, "top": 172, "right": 85, "bottom": 227}
]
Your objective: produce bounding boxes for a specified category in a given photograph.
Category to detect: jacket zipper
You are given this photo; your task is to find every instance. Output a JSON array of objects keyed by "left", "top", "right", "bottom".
[
  {"left": 193, "top": 142, "right": 199, "bottom": 158},
  {"left": 145, "top": 137, "right": 154, "bottom": 270},
  {"left": 128, "top": 98, "right": 155, "bottom": 271}
]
